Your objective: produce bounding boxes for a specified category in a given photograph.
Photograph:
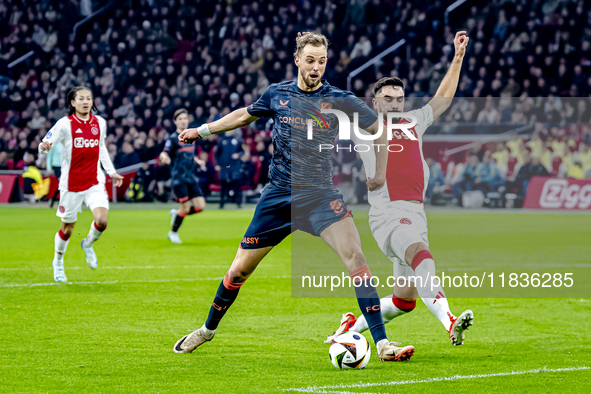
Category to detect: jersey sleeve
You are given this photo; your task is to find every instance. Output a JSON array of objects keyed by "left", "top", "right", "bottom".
[
  {"left": 246, "top": 85, "right": 273, "bottom": 118},
  {"left": 343, "top": 92, "right": 379, "bottom": 130},
  {"left": 414, "top": 104, "right": 434, "bottom": 137},
  {"left": 39, "top": 117, "right": 66, "bottom": 154},
  {"left": 97, "top": 116, "right": 116, "bottom": 175},
  {"left": 163, "top": 134, "right": 177, "bottom": 158}
]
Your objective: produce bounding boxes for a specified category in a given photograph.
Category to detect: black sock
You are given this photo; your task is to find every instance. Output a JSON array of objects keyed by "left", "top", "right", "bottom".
[
  {"left": 205, "top": 276, "right": 242, "bottom": 330},
  {"left": 172, "top": 213, "right": 184, "bottom": 232},
  {"left": 187, "top": 206, "right": 202, "bottom": 215},
  {"left": 355, "top": 279, "right": 388, "bottom": 344}
]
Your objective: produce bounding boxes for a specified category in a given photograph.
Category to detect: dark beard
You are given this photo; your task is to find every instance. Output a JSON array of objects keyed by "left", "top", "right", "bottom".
[{"left": 301, "top": 69, "right": 320, "bottom": 89}]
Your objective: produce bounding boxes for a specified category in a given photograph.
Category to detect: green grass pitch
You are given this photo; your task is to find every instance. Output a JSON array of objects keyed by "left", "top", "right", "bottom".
[{"left": 1, "top": 206, "right": 590, "bottom": 393}]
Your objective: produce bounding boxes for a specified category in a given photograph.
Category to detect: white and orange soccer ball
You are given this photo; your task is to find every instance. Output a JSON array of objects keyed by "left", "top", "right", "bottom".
[{"left": 328, "top": 331, "right": 371, "bottom": 370}]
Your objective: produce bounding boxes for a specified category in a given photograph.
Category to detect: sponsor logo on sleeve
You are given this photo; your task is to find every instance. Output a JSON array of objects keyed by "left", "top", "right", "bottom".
[{"left": 400, "top": 218, "right": 412, "bottom": 225}]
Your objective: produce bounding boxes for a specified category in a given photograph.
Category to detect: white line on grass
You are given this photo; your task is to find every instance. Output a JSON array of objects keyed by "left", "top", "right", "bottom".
[
  {"left": 283, "top": 366, "right": 590, "bottom": 393},
  {"left": 0, "top": 275, "right": 292, "bottom": 288},
  {"left": 0, "top": 265, "right": 227, "bottom": 271}
]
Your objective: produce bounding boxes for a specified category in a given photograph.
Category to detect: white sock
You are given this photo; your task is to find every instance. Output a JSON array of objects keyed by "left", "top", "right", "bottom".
[
  {"left": 54, "top": 232, "right": 69, "bottom": 262},
  {"left": 414, "top": 258, "right": 455, "bottom": 331},
  {"left": 351, "top": 296, "right": 409, "bottom": 333},
  {"left": 85, "top": 221, "right": 105, "bottom": 247},
  {"left": 200, "top": 323, "right": 215, "bottom": 339}
]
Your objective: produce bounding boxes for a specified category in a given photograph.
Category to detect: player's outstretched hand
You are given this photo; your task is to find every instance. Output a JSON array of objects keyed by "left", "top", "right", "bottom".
[
  {"left": 366, "top": 176, "right": 385, "bottom": 192},
  {"left": 454, "top": 31, "right": 469, "bottom": 57},
  {"left": 178, "top": 128, "right": 201, "bottom": 143},
  {"left": 111, "top": 173, "right": 124, "bottom": 187},
  {"left": 40, "top": 141, "right": 53, "bottom": 152},
  {"left": 296, "top": 32, "right": 311, "bottom": 41}
]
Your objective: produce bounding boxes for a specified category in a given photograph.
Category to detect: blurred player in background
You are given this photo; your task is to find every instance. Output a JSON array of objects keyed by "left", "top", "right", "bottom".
[
  {"left": 159, "top": 108, "right": 207, "bottom": 244},
  {"left": 39, "top": 87, "right": 123, "bottom": 282},
  {"left": 46, "top": 141, "right": 62, "bottom": 208},
  {"left": 172, "top": 32, "right": 415, "bottom": 362},
  {"left": 327, "top": 32, "right": 474, "bottom": 347}
]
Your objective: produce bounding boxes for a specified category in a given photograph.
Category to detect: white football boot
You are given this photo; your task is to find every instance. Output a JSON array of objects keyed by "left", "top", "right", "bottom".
[
  {"left": 449, "top": 310, "right": 474, "bottom": 346},
  {"left": 377, "top": 341, "right": 415, "bottom": 361},
  {"left": 173, "top": 327, "right": 214, "bottom": 353},
  {"left": 168, "top": 231, "right": 182, "bottom": 244},
  {"left": 52, "top": 259, "right": 67, "bottom": 282},
  {"left": 80, "top": 239, "right": 98, "bottom": 270}
]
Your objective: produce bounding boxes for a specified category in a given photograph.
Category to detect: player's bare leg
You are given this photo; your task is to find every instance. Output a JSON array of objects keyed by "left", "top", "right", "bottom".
[
  {"left": 174, "top": 246, "right": 273, "bottom": 353},
  {"left": 81, "top": 207, "right": 108, "bottom": 270},
  {"left": 321, "top": 218, "right": 414, "bottom": 361},
  {"left": 405, "top": 242, "right": 474, "bottom": 346},
  {"left": 53, "top": 221, "right": 75, "bottom": 282}
]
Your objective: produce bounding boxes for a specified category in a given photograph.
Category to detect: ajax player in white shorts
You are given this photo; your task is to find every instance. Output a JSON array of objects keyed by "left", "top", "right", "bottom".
[
  {"left": 39, "top": 87, "right": 123, "bottom": 282},
  {"left": 327, "top": 32, "right": 474, "bottom": 347}
]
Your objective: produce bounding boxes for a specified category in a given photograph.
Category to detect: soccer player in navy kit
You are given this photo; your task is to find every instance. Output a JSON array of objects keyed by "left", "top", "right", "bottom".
[
  {"left": 159, "top": 108, "right": 206, "bottom": 244},
  {"left": 173, "top": 33, "right": 415, "bottom": 362}
]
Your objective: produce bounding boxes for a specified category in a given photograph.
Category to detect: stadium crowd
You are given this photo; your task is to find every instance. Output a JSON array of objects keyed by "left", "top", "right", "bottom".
[{"left": 1, "top": 0, "right": 591, "bottom": 205}]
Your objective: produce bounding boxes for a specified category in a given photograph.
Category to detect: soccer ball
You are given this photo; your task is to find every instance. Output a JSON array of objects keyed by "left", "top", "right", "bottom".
[{"left": 329, "top": 331, "right": 371, "bottom": 369}]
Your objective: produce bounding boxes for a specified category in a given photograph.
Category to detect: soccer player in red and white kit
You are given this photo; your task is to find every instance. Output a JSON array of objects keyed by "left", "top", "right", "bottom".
[
  {"left": 39, "top": 87, "right": 123, "bottom": 282},
  {"left": 327, "top": 32, "right": 474, "bottom": 347}
]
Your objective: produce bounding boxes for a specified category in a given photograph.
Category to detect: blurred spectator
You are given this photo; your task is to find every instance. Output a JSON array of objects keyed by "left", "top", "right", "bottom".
[
  {"left": 511, "top": 155, "right": 549, "bottom": 197},
  {"left": 0, "top": 151, "right": 8, "bottom": 170},
  {"left": 195, "top": 150, "right": 215, "bottom": 195},
  {"left": 474, "top": 153, "right": 504, "bottom": 194},
  {"left": 567, "top": 161, "right": 585, "bottom": 180},
  {"left": 452, "top": 153, "right": 480, "bottom": 205},
  {"left": 426, "top": 157, "right": 445, "bottom": 201},
  {"left": 116, "top": 142, "right": 141, "bottom": 168},
  {"left": 215, "top": 130, "right": 244, "bottom": 209},
  {"left": 239, "top": 149, "right": 256, "bottom": 190}
]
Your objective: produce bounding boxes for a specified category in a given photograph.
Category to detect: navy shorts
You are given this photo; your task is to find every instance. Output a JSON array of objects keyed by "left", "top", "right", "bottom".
[
  {"left": 173, "top": 182, "right": 204, "bottom": 203},
  {"left": 240, "top": 183, "right": 352, "bottom": 249}
]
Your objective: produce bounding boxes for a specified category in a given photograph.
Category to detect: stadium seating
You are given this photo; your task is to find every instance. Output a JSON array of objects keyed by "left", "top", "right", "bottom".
[{"left": 1, "top": 0, "right": 590, "bottom": 205}]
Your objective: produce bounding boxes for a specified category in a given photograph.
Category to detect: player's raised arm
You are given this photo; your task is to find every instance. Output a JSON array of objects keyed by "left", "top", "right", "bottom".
[
  {"left": 365, "top": 119, "right": 388, "bottom": 191},
  {"left": 178, "top": 107, "right": 259, "bottom": 143},
  {"left": 428, "top": 31, "right": 469, "bottom": 121}
]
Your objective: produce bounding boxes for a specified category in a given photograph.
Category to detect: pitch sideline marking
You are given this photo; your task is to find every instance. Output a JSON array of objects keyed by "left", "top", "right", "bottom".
[
  {"left": 0, "top": 265, "right": 228, "bottom": 271},
  {"left": 0, "top": 275, "right": 292, "bottom": 288},
  {"left": 283, "top": 366, "right": 590, "bottom": 393}
]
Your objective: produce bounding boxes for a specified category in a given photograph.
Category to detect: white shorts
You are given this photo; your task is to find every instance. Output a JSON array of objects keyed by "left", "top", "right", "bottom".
[
  {"left": 57, "top": 184, "right": 109, "bottom": 223},
  {"left": 369, "top": 200, "right": 429, "bottom": 281}
]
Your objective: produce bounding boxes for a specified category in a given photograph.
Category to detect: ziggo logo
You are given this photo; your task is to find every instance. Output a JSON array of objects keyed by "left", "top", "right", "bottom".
[{"left": 74, "top": 138, "right": 99, "bottom": 148}]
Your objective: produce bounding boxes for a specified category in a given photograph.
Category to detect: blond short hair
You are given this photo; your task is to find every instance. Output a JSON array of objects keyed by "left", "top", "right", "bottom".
[{"left": 294, "top": 33, "right": 329, "bottom": 58}]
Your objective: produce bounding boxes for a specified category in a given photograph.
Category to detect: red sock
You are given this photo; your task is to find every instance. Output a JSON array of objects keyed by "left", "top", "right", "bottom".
[{"left": 58, "top": 229, "right": 71, "bottom": 241}]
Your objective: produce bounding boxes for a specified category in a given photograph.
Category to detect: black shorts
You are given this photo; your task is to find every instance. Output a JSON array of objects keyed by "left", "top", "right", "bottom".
[
  {"left": 240, "top": 183, "right": 352, "bottom": 249},
  {"left": 173, "top": 182, "right": 204, "bottom": 203}
]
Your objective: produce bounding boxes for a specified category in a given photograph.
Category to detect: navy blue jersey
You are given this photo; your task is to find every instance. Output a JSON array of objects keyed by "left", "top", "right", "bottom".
[
  {"left": 247, "top": 80, "right": 378, "bottom": 190},
  {"left": 163, "top": 132, "right": 197, "bottom": 186}
]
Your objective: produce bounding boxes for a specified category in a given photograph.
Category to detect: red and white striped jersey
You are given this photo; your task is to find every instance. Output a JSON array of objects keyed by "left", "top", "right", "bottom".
[
  {"left": 352, "top": 104, "right": 433, "bottom": 206},
  {"left": 39, "top": 113, "right": 116, "bottom": 193}
]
